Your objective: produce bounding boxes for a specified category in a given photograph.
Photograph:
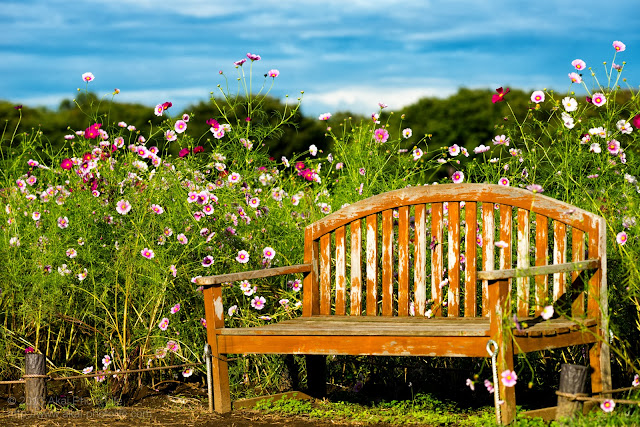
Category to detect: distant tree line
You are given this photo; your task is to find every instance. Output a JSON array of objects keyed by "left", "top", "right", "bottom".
[{"left": 1, "top": 88, "right": 634, "bottom": 167}]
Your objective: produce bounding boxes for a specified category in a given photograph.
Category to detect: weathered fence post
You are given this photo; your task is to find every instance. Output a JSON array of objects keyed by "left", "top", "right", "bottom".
[
  {"left": 24, "top": 352, "right": 46, "bottom": 412},
  {"left": 556, "top": 363, "right": 589, "bottom": 420}
]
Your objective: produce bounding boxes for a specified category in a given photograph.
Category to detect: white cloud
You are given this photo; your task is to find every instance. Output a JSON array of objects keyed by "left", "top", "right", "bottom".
[{"left": 302, "top": 85, "right": 458, "bottom": 116}]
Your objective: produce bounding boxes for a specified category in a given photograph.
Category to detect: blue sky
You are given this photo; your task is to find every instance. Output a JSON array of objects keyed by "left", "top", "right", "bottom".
[{"left": 2, "top": 0, "right": 640, "bottom": 117}]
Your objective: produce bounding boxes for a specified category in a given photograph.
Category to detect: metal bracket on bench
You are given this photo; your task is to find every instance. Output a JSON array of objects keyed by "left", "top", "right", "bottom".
[{"left": 487, "top": 340, "right": 502, "bottom": 425}]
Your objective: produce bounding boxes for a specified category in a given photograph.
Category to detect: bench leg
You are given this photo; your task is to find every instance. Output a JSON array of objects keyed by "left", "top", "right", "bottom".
[
  {"left": 212, "top": 350, "right": 232, "bottom": 413},
  {"left": 496, "top": 341, "right": 516, "bottom": 425},
  {"left": 305, "top": 355, "right": 326, "bottom": 398},
  {"left": 589, "top": 339, "right": 612, "bottom": 395}
]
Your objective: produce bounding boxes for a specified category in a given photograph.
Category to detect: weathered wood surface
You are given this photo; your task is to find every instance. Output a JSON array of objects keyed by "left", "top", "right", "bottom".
[
  {"left": 199, "top": 183, "right": 610, "bottom": 421},
  {"left": 197, "top": 263, "right": 312, "bottom": 286}
]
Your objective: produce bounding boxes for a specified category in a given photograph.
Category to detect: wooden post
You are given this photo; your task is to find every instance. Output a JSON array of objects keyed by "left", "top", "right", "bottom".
[
  {"left": 556, "top": 364, "right": 589, "bottom": 420},
  {"left": 24, "top": 353, "right": 46, "bottom": 412}
]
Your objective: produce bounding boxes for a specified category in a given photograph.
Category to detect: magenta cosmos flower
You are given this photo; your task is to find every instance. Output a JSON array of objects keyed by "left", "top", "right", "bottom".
[
  {"left": 374, "top": 128, "right": 389, "bottom": 143},
  {"left": 498, "top": 177, "right": 510, "bottom": 186},
  {"left": 267, "top": 69, "right": 279, "bottom": 78},
  {"left": 571, "top": 59, "right": 586, "bottom": 70},
  {"left": 150, "top": 204, "right": 164, "bottom": 214},
  {"left": 116, "top": 199, "right": 132, "bottom": 215},
  {"left": 236, "top": 250, "right": 250, "bottom": 263},
  {"left": 170, "top": 303, "right": 181, "bottom": 314},
  {"left": 82, "top": 72, "right": 95, "bottom": 82},
  {"left": 612, "top": 40, "right": 626, "bottom": 52},
  {"left": 501, "top": 369, "right": 517, "bottom": 387},
  {"left": 491, "top": 87, "right": 509, "bottom": 103},
  {"left": 61, "top": 158, "right": 74, "bottom": 170},
  {"left": 251, "top": 296, "right": 266, "bottom": 310},
  {"left": 451, "top": 171, "right": 464, "bottom": 184},
  {"left": 202, "top": 255, "right": 214, "bottom": 267},
  {"left": 247, "top": 52, "right": 261, "bottom": 61}
]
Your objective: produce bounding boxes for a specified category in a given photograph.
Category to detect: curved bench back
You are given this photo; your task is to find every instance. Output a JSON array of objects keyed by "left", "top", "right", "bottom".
[{"left": 302, "top": 183, "right": 606, "bottom": 319}]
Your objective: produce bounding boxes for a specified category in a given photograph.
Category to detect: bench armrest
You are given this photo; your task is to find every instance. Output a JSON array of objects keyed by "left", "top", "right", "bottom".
[
  {"left": 478, "top": 259, "right": 599, "bottom": 282},
  {"left": 196, "top": 263, "right": 312, "bottom": 286}
]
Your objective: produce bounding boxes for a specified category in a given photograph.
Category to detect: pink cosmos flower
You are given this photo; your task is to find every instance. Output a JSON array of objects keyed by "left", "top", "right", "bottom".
[
  {"left": 158, "top": 317, "right": 169, "bottom": 331},
  {"left": 228, "top": 172, "right": 241, "bottom": 184},
  {"left": 484, "top": 379, "right": 494, "bottom": 393},
  {"left": 632, "top": 374, "right": 639, "bottom": 387},
  {"left": 154, "top": 104, "right": 165, "bottom": 116},
  {"left": 182, "top": 368, "right": 193, "bottom": 378},
  {"left": 267, "top": 69, "right": 279, "bottom": 78},
  {"left": 568, "top": 72, "right": 582, "bottom": 84},
  {"left": 492, "top": 87, "right": 510, "bottom": 103},
  {"left": 200, "top": 318, "right": 207, "bottom": 328},
  {"left": 116, "top": 199, "right": 132, "bottom": 215},
  {"left": 247, "top": 52, "right": 261, "bottom": 61},
  {"left": 166, "top": 129, "right": 177, "bottom": 141},
  {"left": 249, "top": 197, "right": 260, "bottom": 208},
  {"left": 177, "top": 233, "right": 188, "bottom": 245},
  {"left": 141, "top": 248, "right": 155, "bottom": 259},
  {"left": 234, "top": 58, "right": 247, "bottom": 66},
  {"left": 493, "top": 135, "right": 509, "bottom": 146},
  {"left": 501, "top": 369, "right": 517, "bottom": 387},
  {"left": 607, "top": 139, "right": 620, "bottom": 155},
  {"left": 526, "top": 184, "right": 544, "bottom": 193},
  {"left": 451, "top": 171, "right": 464, "bottom": 184},
  {"left": 403, "top": 128, "right": 412, "bottom": 139},
  {"left": 448, "top": 144, "right": 461, "bottom": 156},
  {"left": 263, "top": 247, "right": 276, "bottom": 260},
  {"left": 413, "top": 148, "right": 423, "bottom": 161},
  {"left": 541, "top": 305, "right": 554, "bottom": 320},
  {"left": 495, "top": 240, "right": 509, "bottom": 249},
  {"left": 616, "top": 231, "right": 628, "bottom": 245},
  {"left": 102, "top": 355, "right": 112, "bottom": 368},
  {"left": 251, "top": 296, "right": 266, "bottom": 310},
  {"left": 202, "top": 204, "right": 214, "bottom": 215},
  {"left": 150, "top": 204, "right": 164, "bottom": 214},
  {"left": 571, "top": 59, "right": 586, "bottom": 70},
  {"left": 32, "top": 211, "right": 41, "bottom": 220},
  {"left": 66, "top": 248, "right": 77, "bottom": 258},
  {"left": 57, "top": 216, "right": 69, "bottom": 229},
  {"left": 170, "top": 303, "right": 181, "bottom": 314},
  {"left": 174, "top": 120, "right": 187, "bottom": 134},
  {"left": 166, "top": 340, "right": 180, "bottom": 352},
  {"left": 530, "top": 90, "right": 545, "bottom": 103},
  {"left": 601, "top": 399, "right": 615, "bottom": 413},
  {"left": 374, "top": 128, "right": 390, "bottom": 143},
  {"left": 82, "top": 366, "right": 94, "bottom": 375},
  {"left": 591, "top": 93, "right": 606, "bottom": 107},
  {"left": 498, "top": 177, "right": 510, "bottom": 186},
  {"left": 82, "top": 72, "right": 95, "bottom": 82},
  {"left": 236, "top": 250, "right": 249, "bottom": 263},
  {"left": 318, "top": 113, "right": 332, "bottom": 121},
  {"left": 613, "top": 40, "right": 626, "bottom": 52},
  {"left": 169, "top": 265, "right": 177, "bottom": 277},
  {"left": 474, "top": 144, "right": 490, "bottom": 154}
]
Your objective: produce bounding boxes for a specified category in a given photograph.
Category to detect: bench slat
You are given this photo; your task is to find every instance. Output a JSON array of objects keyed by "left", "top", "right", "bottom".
[
  {"left": 335, "top": 226, "right": 346, "bottom": 316},
  {"left": 572, "top": 228, "right": 585, "bottom": 316},
  {"left": 382, "top": 209, "right": 394, "bottom": 316},
  {"left": 366, "top": 214, "right": 378, "bottom": 316},
  {"left": 431, "top": 202, "right": 444, "bottom": 316},
  {"left": 517, "top": 209, "right": 530, "bottom": 317},
  {"left": 464, "top": 202, "right": 477, "bottom": 317},
  {"left": 398, "top": 206, "right": 410, "bottom": 316},
  {"left": 534, "top": 214, "right": 549, "bottom": 315},
  {"left": 320, "top": 234, "right": 331, "bottom": 315},
  {"left": 414, "top": 204, "right": 427, "bottom": 316},
  {"left": 448, "top": 202, "right": 460, "bottom": 317},
  {"left": 481, "top": 202, "right": 494, "bottom": 316},
  {"left": 197, "top": 263, "right": 312, "bottom": 286},
  {"left": 553, "top": 221, "right": 567, "bottom": 301},
  {"left": 350, "top": 219, "right": 362, "bottom": 316},
  {"left": 478, "top": 259, "right": 600, "bottom": 280}
]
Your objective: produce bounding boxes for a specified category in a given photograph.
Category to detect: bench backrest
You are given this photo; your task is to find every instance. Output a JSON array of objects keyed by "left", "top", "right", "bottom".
[{"left": 302, "top": 183, "right": 606, "bottom": 319}]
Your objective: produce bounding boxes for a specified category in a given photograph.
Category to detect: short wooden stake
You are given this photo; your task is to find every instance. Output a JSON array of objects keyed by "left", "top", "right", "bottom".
[
  {"left": 556, "top": 363, "right": 589, "bottom": 420},
  {"left": 25, "top": 353, "right": 46, "bottom": 412}
]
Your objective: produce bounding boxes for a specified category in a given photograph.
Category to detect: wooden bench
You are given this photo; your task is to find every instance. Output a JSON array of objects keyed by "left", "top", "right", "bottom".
[{"left": 197, "top": 183, "right": 611, "bottom": 424}]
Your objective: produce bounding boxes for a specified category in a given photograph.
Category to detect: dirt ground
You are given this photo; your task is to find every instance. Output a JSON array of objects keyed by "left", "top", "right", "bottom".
[{"left": 0, "top": 383, "right": 398, "bottom": 427}]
